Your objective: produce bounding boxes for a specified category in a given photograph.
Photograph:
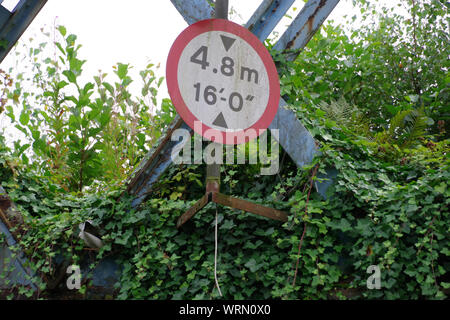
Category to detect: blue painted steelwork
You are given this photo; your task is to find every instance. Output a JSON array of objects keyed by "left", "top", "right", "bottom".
[
  {"left": 0, "top": 186, "right": 37, "bottom": 290},
  {"left": 268, "top": 0, "right": 340, "bottom": 191},
  {"left": 0, "top": 6, "right": 10, "bottom": 30},
  {"left": 269, "top": 99, "right": 316, "bottom": 168},
  {"left": 0, "top": 0, "right": 47, "bottom": 63},
  {"left": 0, "top": 220, "right": 37, "bottom": 290},
  {"left": 170, "top": 0, "right": 214, "bottom": 25},
  {"left": 127, "top": 0, "right": 340, "bottom": 207},
  {"left": 245, "top": 0, "right": 295, "bottom": 41},
  {"left": 126, "top": 117, "right": 193, "bottom": 208},
  {"left": 273, "top": 0, "right": 340, "bottom": 59}
]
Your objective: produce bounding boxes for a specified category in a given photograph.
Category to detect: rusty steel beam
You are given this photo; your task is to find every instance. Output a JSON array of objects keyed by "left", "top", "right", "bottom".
[
  {"left": 212, "top": 192, "right": 288, "bottom": 223},
  {"left": 177, "top": 191, "right": 288, "bottom": 228},
  {"left": 176, "top": 193, "right": 210, "bottom": 228},
  {"left": 273, "top": 0, "right": 340, "bottom": 60}
]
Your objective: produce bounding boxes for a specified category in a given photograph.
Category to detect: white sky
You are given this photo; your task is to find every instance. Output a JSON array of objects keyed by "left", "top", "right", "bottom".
[
  {"left": 0, "top": 0, "right": 357, "bottom": 98},
  {"left": 0, "top": 0, "right": 397, "bottom": 143}
]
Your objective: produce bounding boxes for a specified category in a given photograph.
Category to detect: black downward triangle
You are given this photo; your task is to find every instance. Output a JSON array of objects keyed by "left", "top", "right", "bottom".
[
  {"left": 220, "top": 35, "right": 236, "bottom": 52},
  {"left": 212, "top": 112, "right": 228, "bottom": 128}
]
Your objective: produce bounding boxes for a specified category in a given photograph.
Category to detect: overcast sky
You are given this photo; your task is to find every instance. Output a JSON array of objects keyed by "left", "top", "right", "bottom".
[
  {"left": 0, "top": 0, "right": 358, "bottom": 96},
  {"left": 1, "top": 0, "right": 401, "bottom": 142}
]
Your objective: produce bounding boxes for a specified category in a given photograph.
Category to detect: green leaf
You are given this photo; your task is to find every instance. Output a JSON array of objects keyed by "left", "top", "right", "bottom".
[
  {"left": 57, "top": 80, "right": 69, "bottom": 89},
  {"left": 117, "top": 63, "right": 128, "bottom": 80},
  {"left": 19, "top": 111, "right": 29, "bottom": 125},
  {"left": 62, "top": 70, "right": 77, "bottom": 83},
  {"left": 58, "top": 25, "right": 67, "bottom": 36},
  {"left": 434, "top": 182, "right": 446, "bottom": 194}
]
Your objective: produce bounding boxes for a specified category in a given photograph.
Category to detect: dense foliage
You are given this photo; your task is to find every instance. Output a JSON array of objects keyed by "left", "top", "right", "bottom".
[{"left": 0, "top": 0, "right": 449, "bottom": 299}]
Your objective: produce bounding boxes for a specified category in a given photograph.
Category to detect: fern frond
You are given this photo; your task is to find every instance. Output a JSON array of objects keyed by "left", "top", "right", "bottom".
[
  {"left": 377, "top": 107, "right": 429, "bottom": 148},
  {"left": 400, "top": 108, "right": 428, "bottom": 148},
  {"left": 319, "top": 97, "right": 371, "bottom": 136}
]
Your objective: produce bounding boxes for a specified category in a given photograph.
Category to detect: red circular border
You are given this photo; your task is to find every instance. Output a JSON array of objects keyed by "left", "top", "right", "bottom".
[{"left": 166, "top": 19, "right": 280, "bottom": 145}]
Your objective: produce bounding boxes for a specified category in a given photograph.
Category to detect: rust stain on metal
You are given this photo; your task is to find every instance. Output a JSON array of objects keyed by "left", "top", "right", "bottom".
[
  {"left": 0, "top": 194, "right": 11, "bottom": 213},
  {"left": 0, "top": 208, "right": 14, "bottom": 231},
  {"left": 307, "top": 15, "right": 314, "bottom": 32},
  {"left": 206, "top": 180, "right": 220, "bottom": 193},
  {"left": 212, "top": 193, "right": 288, "bottom": 222},
  {"left": 272, "top": 0, "right": 281, "bottom": 12},
  {"left": 177, "top": 191, "right": 288, "bottom": 228},
  {"left": 285, "top": 0, "right": 327, "bottom": 50},
  {"left": 177, "top": 193, "right": 210, "bottom": 228}
]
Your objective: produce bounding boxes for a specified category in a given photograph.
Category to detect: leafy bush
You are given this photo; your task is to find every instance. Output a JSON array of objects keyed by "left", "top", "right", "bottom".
[{"left": 1, "top": 25, "right": 174, "bottom": 193}]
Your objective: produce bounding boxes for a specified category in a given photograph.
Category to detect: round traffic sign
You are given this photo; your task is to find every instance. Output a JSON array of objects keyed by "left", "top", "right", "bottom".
[{"left": 166, "top": 19, "right": 280, "bottom": 145}]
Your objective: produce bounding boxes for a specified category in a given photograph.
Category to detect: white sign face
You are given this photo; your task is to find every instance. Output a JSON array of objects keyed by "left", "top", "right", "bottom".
[
  {"left": 178, "top": 31, "right": 269, "bottom": 131},
  {"left": 167, "top": 19, "right": 280, "bottom": 144}
]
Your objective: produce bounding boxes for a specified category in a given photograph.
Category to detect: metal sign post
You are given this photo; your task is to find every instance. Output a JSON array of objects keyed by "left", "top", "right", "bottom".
[{"left": 167, "top": 0, "right": 288, "bottom": 228}]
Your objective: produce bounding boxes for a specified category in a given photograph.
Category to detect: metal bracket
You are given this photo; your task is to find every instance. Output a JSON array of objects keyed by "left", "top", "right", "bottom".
[{"left": 177, "top": 191, "right": 288, "bottom": 228}]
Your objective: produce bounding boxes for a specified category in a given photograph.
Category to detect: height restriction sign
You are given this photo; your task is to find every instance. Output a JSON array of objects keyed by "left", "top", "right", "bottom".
[{"left": 166, "top": 19, "right": 280, "bottom": 145}]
